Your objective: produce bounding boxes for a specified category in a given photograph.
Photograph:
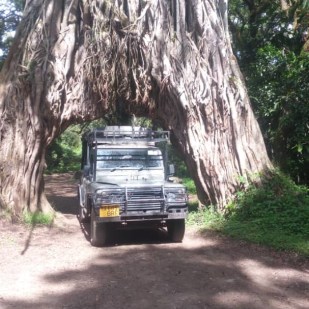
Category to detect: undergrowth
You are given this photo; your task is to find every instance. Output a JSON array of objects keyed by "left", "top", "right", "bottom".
[
  {"left": 182, "top": 177, "right": 197, "bottom": 195},
  {"left": 23, "top": 211, "right": 55, "bottom": 226},
  {"left": 187, "top": 170, "right": 309, "bottom": 256}
]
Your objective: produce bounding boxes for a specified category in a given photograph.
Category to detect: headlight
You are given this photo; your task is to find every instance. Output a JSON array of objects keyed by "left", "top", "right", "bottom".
[
  {"left": 166, "top": 192, "right": 176, "bottom": 202},
  {"left": 95, "top": 190, "right": 125, "bottom": 204},
  {"left": 165, "top": 188, "right": 187, "bottom": 203}
]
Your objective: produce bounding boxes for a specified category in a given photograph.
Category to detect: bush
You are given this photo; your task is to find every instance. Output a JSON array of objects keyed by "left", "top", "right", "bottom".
[
  {"left": 45, "top": 126, "right": 82, "bottom": 173},
  {"left": 23, "top": 211, "right": 55, "bottom": 226},
  {"left": 188, "top": 170, "right": 309, "bottom": 256},
  {"left": 226, "top": 171, "right": 309, "bottom": 238}
]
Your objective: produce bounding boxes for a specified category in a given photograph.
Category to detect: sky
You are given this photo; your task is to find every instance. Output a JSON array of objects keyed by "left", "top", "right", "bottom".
[{"left": 0, "top": 0, "right": 22, "bottom": 56}]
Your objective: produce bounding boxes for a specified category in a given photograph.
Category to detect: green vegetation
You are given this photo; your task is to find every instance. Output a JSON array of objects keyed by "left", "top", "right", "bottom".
[
  {"left": 46, "top": 125, "right": 81, "bottom": 174},
  {"left": 247, "top": 47, "right": 309, "bottom": 184},
  {"left": 229, "top": 0, "right": 309, "bottom": 185},
  {"left": 168, "top": 146, "right": 197, "bottom": 195},
  {"left": 45, "top": 120, "right": 108, "bottom": 174},
  {"left": 182, "top": 178, "right": 197, "bottom": 195},
  {"left": 187, "top": 204, "right": 224, "bottom": 229},
  {"left": 187, "top": 171, "right": 309, "bottom": 256},
  {"left": 0, "top": 0, "right": 24, "bottom": 68},
  {"left": 23, "top": 211, "right": 55, "bottom": 226}
]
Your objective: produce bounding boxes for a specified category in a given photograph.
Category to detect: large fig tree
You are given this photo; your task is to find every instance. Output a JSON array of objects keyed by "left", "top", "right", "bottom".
[{"left": 0, "top": 0, "right": 271, "bottom": 216}]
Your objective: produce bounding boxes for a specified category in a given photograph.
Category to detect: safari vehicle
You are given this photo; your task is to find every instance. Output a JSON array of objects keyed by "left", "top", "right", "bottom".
[{"left": 78, "top": 126, "right": 188, "bottom": 246}]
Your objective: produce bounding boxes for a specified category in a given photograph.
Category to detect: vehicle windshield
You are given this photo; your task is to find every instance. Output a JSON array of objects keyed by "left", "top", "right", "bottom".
[{"left": 96, "top": 148, "right": 163, "bottom": 170}]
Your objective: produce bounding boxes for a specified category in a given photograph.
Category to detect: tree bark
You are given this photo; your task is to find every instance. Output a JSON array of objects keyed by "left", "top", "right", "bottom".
[{"left": 0, "top": 0, "right": 272, "bottom": 216}]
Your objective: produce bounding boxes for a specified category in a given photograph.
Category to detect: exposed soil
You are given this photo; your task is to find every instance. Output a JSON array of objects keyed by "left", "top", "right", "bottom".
[{"left": 0, "top": 173, "right": 308, "bottom": 309}]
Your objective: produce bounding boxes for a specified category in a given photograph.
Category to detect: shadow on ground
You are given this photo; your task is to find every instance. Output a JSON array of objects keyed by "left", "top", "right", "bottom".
[
  {"left": 2, "top": 232, "right": 308, "bottom": 309},
  {"left": 80, "top": 220, "right": 171, "bottom": 246},
  {"left": 45, "top": 173, "right": 78, "bottom": 215}
]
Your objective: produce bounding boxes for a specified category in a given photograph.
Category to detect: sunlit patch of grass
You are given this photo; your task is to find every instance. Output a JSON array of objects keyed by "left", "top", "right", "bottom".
[{"left": 187, "top": 205, "right": 224, "bottom": 229}]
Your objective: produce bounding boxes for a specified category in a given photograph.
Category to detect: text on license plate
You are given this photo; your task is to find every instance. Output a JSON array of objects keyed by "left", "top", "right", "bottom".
[{"left": 99, "top": 205, "right": 119, "bottom": 217}]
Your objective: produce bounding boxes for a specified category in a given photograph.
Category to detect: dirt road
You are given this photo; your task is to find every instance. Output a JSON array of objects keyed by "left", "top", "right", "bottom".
[{"left": 0, "top": 173, "right": 308, "bottom": 309}]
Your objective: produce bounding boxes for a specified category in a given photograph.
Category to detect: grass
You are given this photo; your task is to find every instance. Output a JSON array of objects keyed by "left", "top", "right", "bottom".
[
  {"left": 23, "top": 211, "right": 55, "bottom": 226},
  {"left": 186, "top": 170, "right": 309, "bottom": 257},
  {"left": 186, "top": 203, "right": 224, "bottom": 229}
]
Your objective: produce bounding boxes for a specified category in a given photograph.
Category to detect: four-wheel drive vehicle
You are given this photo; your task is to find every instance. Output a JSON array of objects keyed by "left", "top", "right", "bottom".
[{"left": 78, "top": 126, "right": 188, "bottom": 246}]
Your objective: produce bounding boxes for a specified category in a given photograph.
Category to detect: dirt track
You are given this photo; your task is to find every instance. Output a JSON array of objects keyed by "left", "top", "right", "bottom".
[{"left": 0, "top": 173, "right": 308, "bottom": 309}]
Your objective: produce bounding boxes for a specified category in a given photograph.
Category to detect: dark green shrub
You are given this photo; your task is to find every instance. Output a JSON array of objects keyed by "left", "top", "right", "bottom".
[{"left": 223, "top": 170, "right": 309, "bottom": 254}]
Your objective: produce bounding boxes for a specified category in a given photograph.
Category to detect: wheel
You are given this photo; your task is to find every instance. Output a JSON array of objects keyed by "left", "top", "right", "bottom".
[
  {"left": 167, "top": 219, "right": 185, "bottom": 242},
  {"left": 90, "top": 207, "right": 108, "bottom": 247}
]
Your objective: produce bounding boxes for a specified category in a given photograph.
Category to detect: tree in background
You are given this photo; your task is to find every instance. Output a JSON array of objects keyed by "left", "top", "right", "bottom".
[
  {"left": 0, "top": 0, "right": 271, "bottom": 216},
  {"left": 229, "top": 0, "right": 309, "bottom": 184},
  {"left": 0, "top": 0, "right": 24, "bottom": 67}
]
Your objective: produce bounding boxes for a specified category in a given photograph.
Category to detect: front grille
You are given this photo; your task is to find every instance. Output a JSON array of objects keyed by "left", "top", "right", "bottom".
[{"left": 125, "top": 187, "right": 164, "bottom": 212}]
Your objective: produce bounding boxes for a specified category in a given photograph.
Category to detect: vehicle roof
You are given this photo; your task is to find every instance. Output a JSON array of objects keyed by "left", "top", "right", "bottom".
[
  {"left": 83, "top": 126, "right": 170, "bottom": 145},
  {"left": 96, "top": 144, "right": 160, "bottom": 149}
]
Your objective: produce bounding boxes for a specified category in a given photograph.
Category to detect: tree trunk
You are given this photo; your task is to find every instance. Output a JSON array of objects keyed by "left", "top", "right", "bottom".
[{"left": 0, "top": 0, "right": 272, "bottom": 216}]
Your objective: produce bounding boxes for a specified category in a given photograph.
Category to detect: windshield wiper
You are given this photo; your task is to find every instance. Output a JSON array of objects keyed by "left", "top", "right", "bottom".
[{"left": 110, "top": 165, "right": 131, "bottom": 172}]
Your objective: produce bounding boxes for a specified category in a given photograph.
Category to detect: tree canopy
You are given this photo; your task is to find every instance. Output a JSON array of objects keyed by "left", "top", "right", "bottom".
[
  {"left": 0, "top": 0, "right": 24, "bottom": 67},
  {"left": 229, "top": 0, "right": 309, "bottom": 184}
]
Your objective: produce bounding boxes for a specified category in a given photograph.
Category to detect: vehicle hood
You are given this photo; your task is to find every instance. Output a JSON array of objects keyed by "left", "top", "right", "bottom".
[
  {"left": 89, "top": 179, "right": 185, "bottom": 192},
  {"left": 95, "top": 169, "right": 165, "bottom": 187}
]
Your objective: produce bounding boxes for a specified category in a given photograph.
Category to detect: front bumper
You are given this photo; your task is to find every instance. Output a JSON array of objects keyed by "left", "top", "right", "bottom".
[
  {"left": 93, "top": 185, "right": 188, "bottom": 223},
  {"left": 94, "top": 205, "right": 188, "bottom": 223}
]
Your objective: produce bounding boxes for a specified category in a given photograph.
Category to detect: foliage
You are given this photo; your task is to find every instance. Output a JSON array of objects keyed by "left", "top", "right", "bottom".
[
  {"left": 224, "top": 170, "right": 309, "bottom": 254},
  {"left": 169, "top": 149, "right": 189, "bottom": 179},
  {"left": 229, "top": 0, "right": 309, "bottom": 184},
  {"left": 187, "top": 204, "right": 224, "bottom": 229},
  {"left": 45, "top": 119, "right": 111, "bottom": 173},
  {"left": 45, "top": 126, "right": 81, "bottom": 174},
  {"left": 182, "top": 178, "right": 197, "bottom": 195},
  {"left": 168, "top": 145, "right": 197, "bottom": 194},
  {"left": 247, "top": 46, "right": 309, "bottom": 183},
  {"left": 188, "top": 171, "right": 309, "bottom": 256},
  {"left": 23, "top": 211, "right": 54, "bottom": 226},
  {"left": 0, "top": 0, "right": 23, "bottom": 67},
  {"left": 229, "top": 0, "right": 309, "bottom": 60}
]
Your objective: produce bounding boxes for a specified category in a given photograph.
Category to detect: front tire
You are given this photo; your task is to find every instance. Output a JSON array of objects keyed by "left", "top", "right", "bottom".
[
  {"left": 90, "top": 207, "right": 108, "bottom": 247},
  {"left": 167, "top": 219, "right": 185, "bottom": 242}
]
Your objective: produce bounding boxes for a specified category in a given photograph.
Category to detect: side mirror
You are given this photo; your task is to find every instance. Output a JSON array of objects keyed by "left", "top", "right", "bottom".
[
  {"left": 83, "top": 165, "right": 91, "bottom": 177},
  {"left": 168, "top": 164, "right": 175, "bottom": 176},
  {"left": 168, "top": 164, "right": 182, "bottom": 183}
]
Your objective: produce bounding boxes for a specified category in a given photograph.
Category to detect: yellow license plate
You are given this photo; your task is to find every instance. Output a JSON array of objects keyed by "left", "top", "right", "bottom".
[{"left": 99, "top": 205, "right": 120, "bottom": 217}]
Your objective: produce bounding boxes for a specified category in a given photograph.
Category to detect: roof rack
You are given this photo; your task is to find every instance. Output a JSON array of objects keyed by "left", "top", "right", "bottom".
[{"left": 84, "top": 126, "right": 170, "bottom": 145}]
